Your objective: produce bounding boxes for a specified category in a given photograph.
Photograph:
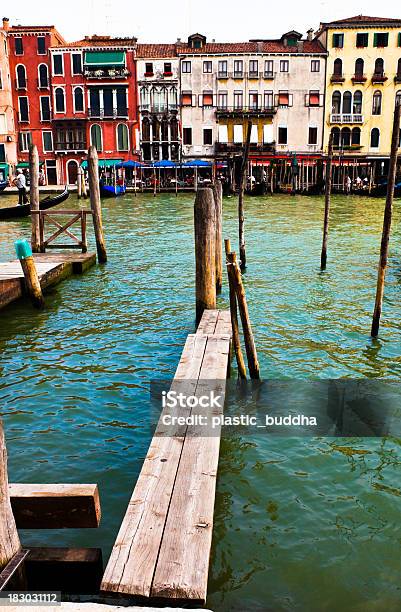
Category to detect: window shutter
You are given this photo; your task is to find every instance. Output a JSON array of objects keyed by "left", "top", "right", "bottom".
[
  {"left": 332, "top": 33, "right": 336, "bottom": 47},
  {"left": 373, "top": 33, "right": 378, "bottom": 47},
  {"left": 398, "top": 32, "right": 401, "bottom": 47}
]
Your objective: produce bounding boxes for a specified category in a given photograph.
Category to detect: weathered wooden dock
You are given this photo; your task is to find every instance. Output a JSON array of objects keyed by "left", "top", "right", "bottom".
[
  {"left": 0, "top": 252, "right": 96, "bottom": 310},
  {"left": 101, "top": 309, "right": 231, "bottom": 605}
]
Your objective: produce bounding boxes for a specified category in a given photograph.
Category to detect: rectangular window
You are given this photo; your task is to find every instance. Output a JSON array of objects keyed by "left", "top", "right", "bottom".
[
  {"left": 218, "top": 60, "right": 227, "bottom": 77},
  {"left": 234, "top": 60, "right": 243, "bottom": 78},
  {"left": 218, "top": 91, "right": 227, "bottom": 109},
  {"left": 398, "top": 32, "right": 401, "bottom": 47},
  {"left": 145, "top": 62, "right": 153, "bottom": 75},
  {"left": 308, "top": 127, "right": 318, "bottom": 145},
  {"left": 183, "top": 127, "right": 192, "bottom": 145},
  {"left": 278, "top": 91, "right": 289, "bottom": 106},
  {"left": 356, "top": 33, "right": 369, "bottom": 47},
  {"left": 311, "top": 60, "right": 320, "bottom": 72},
  {"left": 182, "top": 61, "right": 191, "bottom": 73},
  {"left": 181, "top": 91, "right": 193, "bottom": 106},
  {"left": 19, "top": 131, "right": 32, "bottom": 151},
  {"left": 0, "top": 113, "right": 6, "bottom": 134},
  {"left": 264, "top": 90, "right": 273, "bottom": 108},
  {"left": 308, "top": 90, "right": 320, "bottom": 106},
  {"left": 164, "top": 62, "right": 172, "bottom": 74},
  {"left": 264, "top": 60, "right": 274, "bottom": 77},
  {"left": 18, "top": 96, "right": 29, "bottom": 121},
  {"left": 218, "top": 124, "right": 228, "bottom": 143},
  {"left": 15, "top": 38, "right": 23, "bottom": 55},
  {"left": 332, "top": 33, "right": 344, "bottom": 48},
  {"left": 0, "top": 143, "right": 5, "bottom": 162},
  {"left": 203, "top": 61, "right": 212, "bottom": 73},
  {"left": 203, "top": 128, "right": 213, "bottom": 145},
  {"left": 52, "top": 54, "right": 63, "bottom": 75},
  {"left": 233, "top": 124, "right": 243, "bottom": 143},
  {"left": 202, "top": 92, "right": 213, "bottom": 107},
  {"left": 234, "top": 90, "right": 243, "bottom": 109},
  {"left": 40, "top": 96, "right": 51, "bottom": 121},
  {"left": 42, "top": 130, "right": 53, "bottom": 152},
  {"left": 249, "top": 91, "right": 258, "bottom": 109},
  {"left": 0, "top": 69, "right": 2, "bottom": 90},
  {"left": 280, "top": 60, "right": 289, "bottom": 72},
  {"left": 249, "top": 60, "right": 258, "bottom": 76},
  {"left": 37, "top": 36, "right": 46, "bottom": 54},
  {"left": 373, "top": 32, "right": 389, "bottom": 47},
  {"left": 72, "top": 53, "right": 82, "bottom": 74},
  {"left": 278, "top": 127, "right": 287, "bottom": 144}
]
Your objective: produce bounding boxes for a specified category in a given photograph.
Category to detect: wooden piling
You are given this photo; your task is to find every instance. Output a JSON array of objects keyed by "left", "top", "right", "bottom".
[
  {"left": 371, "top": 102, "right": 401, "bottom": 338},
  {"left": 194, "top": 187, "right": 216, "bottom": 325},
  {"left": 87, "top": 146, "right": 107, "bottom": 264},
  {"left": 15, "top": 240, "right": 45, "bottom": 309},
  {"left": 238, "top": 121, "right": 252, "bottom": 271},
  {"left": 0, "top": 421, "right": 21, "bottom": 572},
  {"left": 213, "top": 181, "right": 223, "bottom": 293},
  {"left": 225, "top": 239, "right": 246, "bottom": 379},
  {"left": 29, "top": 145, "right": 40, "bottom": 253},
  {"left": 321, "top": 133, "right": 333, "bottom": 270},
  {"left": 77, "top": 166, "right": 83, "bottom": 199}
]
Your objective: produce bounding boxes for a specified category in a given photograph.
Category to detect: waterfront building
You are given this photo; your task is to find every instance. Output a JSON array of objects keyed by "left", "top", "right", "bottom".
[
  {"left": 136, "top": 44, "right": 181, "bottom": 162},
  {"left": 0, "top": 19, "right": 17, "bottom": 180},
  {"left": 317, "top": 15, "right": 401, "bottom": 173}
]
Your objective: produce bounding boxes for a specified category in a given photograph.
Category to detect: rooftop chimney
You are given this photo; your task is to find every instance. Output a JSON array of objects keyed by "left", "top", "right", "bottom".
[
  {"left": 2, "top": 17, "right": 10, "bottom": 31},
  {"left": 307, "top": 28, "right": 313, "bottom": 42}
]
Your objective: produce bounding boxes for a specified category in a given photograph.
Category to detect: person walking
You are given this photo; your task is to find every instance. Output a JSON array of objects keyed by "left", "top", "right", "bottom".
[{"left": 14, "top": 169, "right": 28, "bottom": 205}]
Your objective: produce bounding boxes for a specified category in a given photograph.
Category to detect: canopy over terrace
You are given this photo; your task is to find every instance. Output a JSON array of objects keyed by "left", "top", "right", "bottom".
[
  {"left": 81, "top": 159, "right": 123, "bottom": 169},
  {"left": 84, "top": 51, "right": 126, "bottom": 66}
]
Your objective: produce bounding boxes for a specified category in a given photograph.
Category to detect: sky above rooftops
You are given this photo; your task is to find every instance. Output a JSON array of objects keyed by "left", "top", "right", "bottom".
[{"left": 4, "top": 0, "right": 398, "bottom": 43}]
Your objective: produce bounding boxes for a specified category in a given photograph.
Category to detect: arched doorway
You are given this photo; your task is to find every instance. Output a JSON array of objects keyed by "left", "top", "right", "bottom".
[{"left": 67, "top": 160, "right": 78, "bottom": 185}]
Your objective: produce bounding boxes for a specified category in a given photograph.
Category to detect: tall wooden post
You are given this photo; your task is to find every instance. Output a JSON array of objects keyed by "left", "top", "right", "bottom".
[
  {"left": 225, "top": 239, "right": 246, "bottom": 379},
  {"left": 77, "top": 166, "right": 83, "bottom": 199},
  {"left": 0, "top": 421, "right": 21, "bottom": 572},
  {"left": 194, "top": 188, "right": 216, "bottom": 324},
  {"left": 371, "top": 103, "right": 401, "bottom": 337},
  {"left": 88, "top": 146, "right": 107, "bottom": 264},
  {"left": 238, "top": 121, "right": 252, "bottom": 271},
  {"left": 321, "top": 133, "right": 333, "bottom": 270},
  {"left": 15, "top": 239, "right": 44, "bottom": 309},
  {"left": 212, "top": 181, "right": 223, "bottom": 293},
  {"left": 30, "top": 145, "right": 40, "bottom": 253}
]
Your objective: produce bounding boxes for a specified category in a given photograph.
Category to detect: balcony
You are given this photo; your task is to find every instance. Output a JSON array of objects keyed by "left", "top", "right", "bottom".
[
  {"left": 233, "top": 71, "right": 244, "bottom": 79},
  {"left": 215, "top": 142, "right": 276, "bottom": 154},
  {"left": 216, "top": 105, "right": 276, "bottom": 118},
  {"left": 88, "top": 107, "right": 129, "bottom": 119},
  {"left": 217, "top": 71, "right": 228, "bottom": 79},
  {"left": 263, "top": 71, "right": 275, "bottom": 79},
  {"left": 351, "top": 73, "right": 367, "bottom": 84},
  {"left": 248, "top": 71, "right": 260, "bottom": 79},
  {"left": 330, "top": 74, "right": 345, "bottom": 83},
  {"left": 54, "top": 142, "right": 87, "bottom": 152},
  {"left": 140, "top": 104, "right": 178, "bottom": 113},
  {"left": 84, "top": 67, "right": 130, "bottom": 79},
  {"left": 371, "top": 72, "right": 387, "bottom": 84},
  {"left": 330, "top": 113, "right": 363, "bottom": 124}
]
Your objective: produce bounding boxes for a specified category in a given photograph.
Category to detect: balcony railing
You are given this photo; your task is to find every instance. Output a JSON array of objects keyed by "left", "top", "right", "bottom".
[
  {"left": 84, "top": 67, "right": 130, "bottom": 79},
  {"left": 263, "top": 71, "right": 275, "bottom": 79},
  {"left": 54, "top": 142, "right": 87, "bottom": 151},
  {"left": 215, "top": 142, "right": 276, "bottom": 153},
  {"left": 330, "top": 74, "right": 345, "bottom": 83},
  {"left": 140, "top": 103, "right": 178, "bottom": 113},
  {"left": 88, "top": 107, "right": 129, "bottom": 118},
  {"left": 217, "top": 71, "right": 228, "bottom": 78},
  {"left": 372, "top": 72, "right": 387, "bottom": 84},
  {"left": 330, "top": 113, "right": 363, "bottom": 124},
  {"left": 352, "top": 73, "right": 367, "bottom": 83},
  {"left": 216, "top": 105, "right": 276, "bottom": 117}
]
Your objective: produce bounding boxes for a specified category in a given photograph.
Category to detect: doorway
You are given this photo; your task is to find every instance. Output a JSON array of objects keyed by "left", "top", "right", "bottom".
[{"left": 67, "top": 159, "right": 78, "bottom": 185}]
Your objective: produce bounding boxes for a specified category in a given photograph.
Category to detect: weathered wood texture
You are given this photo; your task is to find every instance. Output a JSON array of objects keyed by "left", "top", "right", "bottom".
[
  {"left": 5, "top": 604, "right": 213, "bottom": 612},
  {"left": 101, "top": 310, "right": 231, "bottom": 604},
  {"left": 9, "top": 483, "right": 100, "bottom": 529},
  {"left": 194, "top": 188, "right": 216, "bottom": 325},
  {"left": 225, "top": 239, "right": 246, "bottom": 379},
  {"left": 238, "top": 121, "right": 252, "bottom": 270},
  {"left": 321, "top": 133, "right": 333, "bottom": 270},
  {"left": 0, "top": 422, "right": 21, "bottom": 571},
  {"left": 18, "top": 256, "right": 44, "bottom": 309},
  {"left": 29, "top": 145, "right": 40, "bottom": 253},
  {"left": 88, "top": 146, "right": 107, "bottom": 263},
  {"left": 212, "top": 181, "right": 223, "bottom": 293}
]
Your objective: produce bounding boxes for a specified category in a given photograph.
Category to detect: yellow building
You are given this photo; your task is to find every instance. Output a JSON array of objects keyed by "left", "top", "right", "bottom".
[{"left": 317, "top": 15, "right": 401, "bottom": 166}]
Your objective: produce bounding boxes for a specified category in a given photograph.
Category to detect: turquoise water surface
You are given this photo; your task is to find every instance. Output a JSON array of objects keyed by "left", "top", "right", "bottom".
[{"left": 0, "top": 192, "right": 400, "bottom": 611}]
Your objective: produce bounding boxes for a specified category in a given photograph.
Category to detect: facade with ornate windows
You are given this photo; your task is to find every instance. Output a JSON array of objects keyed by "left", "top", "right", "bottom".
[{"left": 317, "top": 15, "right": 401, "bottom": 160}]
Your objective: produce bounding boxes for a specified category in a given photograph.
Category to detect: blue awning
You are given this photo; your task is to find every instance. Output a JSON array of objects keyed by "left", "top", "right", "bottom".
[
  {"left": 151, "top": 160, "right": 178, "bottom": 168},
  {"left": 116, "top": 160, "right": 144, "bottom": 169},
  {"left": 182, "top": 159, "right": 212, "bottom": 168}
]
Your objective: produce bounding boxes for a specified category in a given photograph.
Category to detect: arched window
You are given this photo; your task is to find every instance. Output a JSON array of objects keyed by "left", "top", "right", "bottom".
[
  {"left": 90, "top": 124, "right": 103, "bottom": 151},
  {"left": 351, "top": 127, "right": 361, "bottom": 146},
  {"left": 396, "top": 91, "right": 401, "bottom": 107},
  {"left": 331, "top": 127, "right": 340, "bottom": 147},
  {"left": 169, "top": 86, "right": 178, "bottom": 108},
  {"left": 332, "top": 91, "right": 341, "bottom": 114},
  {"left": 152, "top": 117, "right": 160, "bottom": 141},
  {"left": 353, "top": 90, "right": 362, "bottom": 114},
  {"left": 38, "top": 64, "right": 48, "bottom": 88},
  {"left": 374, "top": 58, "right": 384, "bottom": 76},
  {"left": 355, "top": 58, "right": 364, "bottom": 76},
  {"left": 372, "top": 90, "right": 382, "bottom": 115},
  {"left": 117, "top": 124, "right": 129, "bottom": 151},
  {"left": 342, "top": 91, "right": 352, "bottom": 114},
  {"left": 341, "top": 127, "right": 351, "bottom": 147},
  {"left": 74, "top": 87, "right": 84, "bottom": 112},
  {"left": 16, "top": 64, "right": 26, "bottom": 88},
  {"left": 142, "top": 117, "right": 150, "bottom": 141},
  {"left": 333, "top": 58, "right": 342, "bottom": 76},
  {"left": 370, "top": 128, "right": 380, "bottom": 148},
  {"left": 140, "top": 87, "right": 149, "bottom": 109},
  {"left": 55, "top": 87, "right": 65, "bottom": 113}
]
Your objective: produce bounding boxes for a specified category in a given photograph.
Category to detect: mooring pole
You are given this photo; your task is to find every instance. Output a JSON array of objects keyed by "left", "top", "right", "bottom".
[
  {"left": 194, "top": 187, "right": 216, "bottom": 325},
  {"left": 15, "top": 239, "right": 44, "bottom": 309},
  {"left": 0, "top": 421, "right": 21, "bottom": 572},
  {"left": 371, "top": 103, "right": 401, "bottom": 337},
  {"left": 238, "top": 121, "right": 252, "bottom": 271},
  {"left": 321, "top": 133, "right": 333, "bottom": 270},
  {"left": 77, "top": 166, "right": 83, "bottom": 199},
  {"left": 225, "top": 239, "right": 246, "bottom": 379},
  {"left": 213, "top": 180, "right": 223, "bottom": 293},
  {"left": 29, "top": 145, "right": 40, "bottom": 253},
  {"left": 88, "top": 146, "right": 107, "bottom": 264}
]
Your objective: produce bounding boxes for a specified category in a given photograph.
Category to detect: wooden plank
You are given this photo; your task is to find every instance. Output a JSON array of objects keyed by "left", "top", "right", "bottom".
[
  {"left": 9, "top": 484, "right": 101, "bottom": 529},
  {"left": 214, "top": 309, "right": 232, "bottom": 336},
  {"left": 196, "top": 309, "right": 219, "bottom": 335},
  {"left": 151, "top": 335, "right": 230, "bottom": 604},
  {"left": 101, "top": 335, "right": 208, "bottom": 598}
]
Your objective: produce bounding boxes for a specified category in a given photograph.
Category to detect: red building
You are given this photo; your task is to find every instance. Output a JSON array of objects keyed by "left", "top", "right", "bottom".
[
  {"left": 5, "top": 21, "right": 65, "bottom": 183},
  {"left": 50, "top": 35, "right": 139, "bottom": 184}
]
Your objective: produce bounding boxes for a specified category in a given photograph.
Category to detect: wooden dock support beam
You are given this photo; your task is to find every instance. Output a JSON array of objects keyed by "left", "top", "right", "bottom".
[
  {"left": 239, "top": 121, "right": 252, "bottom": 271},
  {"left": 225, "top": 239, "right": 246, "bottom": 379},
  {"left": 371, "top": 102, "right": 401, "bottom": 337},
  {"left": 0, "top": 421, "right": 21, "bottom": 573},
  {"left": 321, "top": 133, "right": 333, "bottom": 270},
  {"left": 87, "top": 146, "right": 107, "bottom": 264},
  {"left": 212, "top": 181, "right": 223, "bottom": 293},
  {"left": 15, "top": 240, "right": 44, "bottom": 309},
  {"left": 194, "top": 187, "right": 216, "bottom": 325},
  {"left": 29, "top": 145, "right": 41, "bottom": 253}
]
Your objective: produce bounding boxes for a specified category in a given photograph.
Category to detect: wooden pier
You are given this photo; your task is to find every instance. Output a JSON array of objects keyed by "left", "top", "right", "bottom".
[
  {"left": 0, "top": 252, "right": 96, "bottom": 310},
  {"left": 101, "top": 309, "right": 231, "bottom": 605}
]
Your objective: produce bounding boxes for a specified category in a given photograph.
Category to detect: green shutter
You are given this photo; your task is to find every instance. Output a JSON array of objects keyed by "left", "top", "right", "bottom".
[
  {"left": 373, "top": 33, "right": 378, "bottom": 47},
  {"left": 398, "top": 32, "right": 401, "bottom": 46}
]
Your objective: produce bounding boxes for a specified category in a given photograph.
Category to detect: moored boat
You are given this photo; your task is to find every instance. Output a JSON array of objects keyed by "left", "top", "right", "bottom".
[
  {"left": 0, "top": 180, "right": 8, "bottom": 193},
  {"left": 99, "top": 183, "right": 126, "bottom": 198},
  {"left": 0, "top": 188, "right": 69, "bottom": 220}
]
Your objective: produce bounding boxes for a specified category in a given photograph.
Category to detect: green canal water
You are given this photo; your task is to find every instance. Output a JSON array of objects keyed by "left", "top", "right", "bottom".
[{"left": 0, "top": 192, "right": 401, "bottom": 611}]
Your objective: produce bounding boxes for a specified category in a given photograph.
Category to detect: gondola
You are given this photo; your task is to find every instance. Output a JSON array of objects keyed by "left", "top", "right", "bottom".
[
  {"left": 99, "top": 182, "right": 126, "bottom": 198},
  {"left": 0, "top": 187, "right": 69, "bottom": 220},
  {"left": 0, "top": 180, "right": 8, "bottom": 193}
]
